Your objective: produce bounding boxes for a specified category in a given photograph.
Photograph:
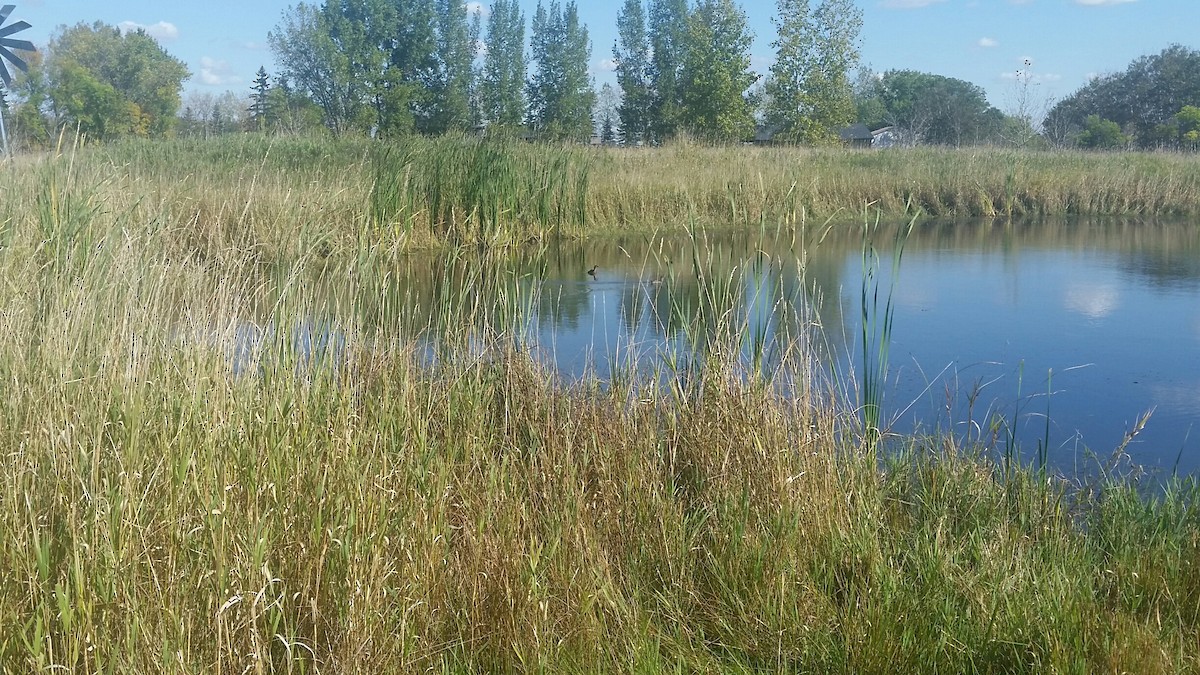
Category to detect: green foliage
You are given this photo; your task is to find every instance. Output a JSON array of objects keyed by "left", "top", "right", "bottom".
[
  {"left": 4, "top": 142, "right": 1200, "bottom": 671},
  {"left": 269, "top": 3, "right": 356, "bottom": 133},
  {"left": 647, "top": 0, "right": 690, "bottom": 141},
  {"left": 1046, "top": 44, "right": 1200, "bottom": 149},
  {"left": 767, "top": 0, "right": 862, "bottom": 144},
  {"left": 1078, "top": 114, "right": 1129, "bottom": 150},
  {"left": 249, "top": 66, "right": 272, "bottom": 131},
  {"left": 614, "top": 0, "right": 652, "bottom": 145},
  {"left": 527, "top": 1, "right": 596, "bottom": 141},
  {"left": 866, "top": 69, "right": 1004, "bottom": 146},
  {"left": 420, "top": 0, "right": 477, "bottom": 134},
  {"left": 482, "top": 0, "right": 526, "bottom": 128},
  {"left": 269, "top": 0, "right": 460, "bottom": 136},
  {"left": 678, "top": 0, "right": 757, "bottom": 142},
  {"left": 41, "top": 22, "right": 189, "bottom": 140}
]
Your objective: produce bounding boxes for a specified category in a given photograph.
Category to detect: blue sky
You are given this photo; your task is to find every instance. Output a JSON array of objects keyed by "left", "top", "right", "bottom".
[{"left": 7, "top": 0, "right": 1197, "bottom": 116}]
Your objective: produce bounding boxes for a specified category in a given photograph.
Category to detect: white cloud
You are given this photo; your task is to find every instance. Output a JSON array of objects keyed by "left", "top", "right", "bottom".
[
  {"left": 198, "top": 56, "right": 240, "bottom": 87},
  {"left": 1075, "top": 0, "right": 1136, "bottom": 5},
  {"left": 879, "top": 0, "right": 947, "bottom": 8},
  {"left": 466, "top": 2, "right": 488, "bottom": 16},
  {"left": 118, "top": 20, "right": 179, "bottom": 42},
  {"left": 596, "top": 58, "right": 617, "bottom": 72},
  {"left": 978, "top": 37, "right": 999, "bottom": 48}
]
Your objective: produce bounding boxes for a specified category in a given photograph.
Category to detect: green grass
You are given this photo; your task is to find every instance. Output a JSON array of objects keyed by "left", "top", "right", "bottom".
[{"left": 1, "top": 139, "right": 1200, "bottom": 673}]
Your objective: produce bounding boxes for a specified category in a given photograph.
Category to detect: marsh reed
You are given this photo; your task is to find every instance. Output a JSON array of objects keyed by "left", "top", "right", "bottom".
[{"left": 1, "top": 140, "right": 1199, "bottom": 673}]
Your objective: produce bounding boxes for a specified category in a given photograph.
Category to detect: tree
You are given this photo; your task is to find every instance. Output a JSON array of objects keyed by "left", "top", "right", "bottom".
[
  {"left": 1078, "top": 114, "right": 1128, "bottom": 150},
  {"left": 873, "top": 70, "right": 1003, "bottom": 146},
  {"left": 613, "top": 0, "right": 651, "bottom": 145},
  {"left": 249, "top": 66, "right": 272, "bottom": 130},
  {"left": 601, "top": 115, "right": 615, "bottom": 145},
  {"left": 269, "top": 0, "right": 439, "bottom": 136},
  {"left": 678, "top": 0, "right": 756, "bottom": 142},
  {"left": 1045, "top": 45, "right": 1200, "bottom": 149},
  {"left": 270, "top": 3, "right": 355, "bottom": 132},
  {"left": 267, "top": 75, "right": 325, "bottom": 134},
  {"left": 647, "top": 0, "right": 688, "bottom": 141},
  {"left": 766, "top": 0, "right": 861, "bottom": 144},
  {"left": 527, "top": 1, "right": 594, "bottom": 141},
  {"left": 481, "top": 0, "right": 526, "bottom": 128},
  {"left": 764, "top": 0, "right": 812, "bottom": 140},
  {"left": 420, "top": 0, "right": 477, "bottom": 133},
  {"left": 805, "top": 0, "right": 861, "bottom": 139},
  {"left": 42, "top": 22, "right": 189, "bottom": 140},
  {"left": 2, "top": 48, "right": 52, "bottom": 148},
  {"left": 594, "top": 82, "right": 621, "bottom": 141},
  {"left": 1177, "top": 105, "right": 1200, "bottom": 150},
  {"left": 380, "top": 0, "right": 437, "bottom": 136}
]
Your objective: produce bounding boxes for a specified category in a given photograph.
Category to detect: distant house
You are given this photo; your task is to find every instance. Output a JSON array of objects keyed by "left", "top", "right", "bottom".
[
  {"left": 838, "top": 123, "right": 874, "bottom": 148},
  {"left": 838, "top": 124, "right": 899, "bottom": 149},
  {"left": 753, "top": 122, "right": 786, "bottom": 145},
  {"left": 870, "top": 126, "right": 898, "bottom": 148},
  {"left": 753, "top": 122, "right": 897, "bottom": 148}
]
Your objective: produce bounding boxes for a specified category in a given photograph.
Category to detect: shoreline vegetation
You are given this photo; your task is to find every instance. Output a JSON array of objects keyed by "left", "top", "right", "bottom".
[
  {"left": 2, "top": 137, "right": 1200, "bottom": 672},
  {"left": 9, "top": 134, "right": 1200, "bottom": 252}
]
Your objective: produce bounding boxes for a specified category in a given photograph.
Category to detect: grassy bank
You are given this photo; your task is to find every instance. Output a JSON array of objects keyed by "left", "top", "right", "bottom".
[
  {"left": 11, "top": 134, "right": 1199, "bottom": 254},
  {"left": 1, "top": 143, "right": 1200, "bottom": 673}
]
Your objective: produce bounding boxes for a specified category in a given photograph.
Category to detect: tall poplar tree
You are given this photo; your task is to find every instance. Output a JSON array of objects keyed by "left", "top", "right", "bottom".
[
  {"left": 482, "top": 0, "right": 526, "bottom": 128},
  {"left": 613, "top": 0, "right": 651, "bottom": 145},
  {"left": 679, "top": 0, "right": 756, "bottom": 142},
  {"left": 766, "top": 0, "right": 861, "bottom": 143},
  {"left": 647, "top": 0, "right": 689, "bottom": 141},
  {"left": 527, "top": 1, "right": 594, "bottom": 140},
  {"left": 421, "top": 0, "right": 476, "bottom": 133}
]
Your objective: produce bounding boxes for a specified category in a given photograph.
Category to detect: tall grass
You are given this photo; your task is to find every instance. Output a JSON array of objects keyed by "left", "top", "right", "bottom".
[
  {"left": 26, "top": 136, "right": 1200, "bottom": 259},
  {"left": 1, "top": 142, "right": 1200, "bottom": 673},
  {"left": 857, "top": 212, "right": 915, "bottom": 450}
]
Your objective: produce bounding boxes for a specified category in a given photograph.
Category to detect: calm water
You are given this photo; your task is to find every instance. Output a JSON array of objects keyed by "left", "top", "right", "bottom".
[
  {"left": 517, "top": 218, "right": 1200, "bottom": 477},
  {"left": 249, "top": 217, "right": 1200, "bottom": 477}
]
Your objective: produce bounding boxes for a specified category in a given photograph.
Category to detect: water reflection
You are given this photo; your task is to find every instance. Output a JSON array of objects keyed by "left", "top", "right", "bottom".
[{"left": 219, "top": 216, "right": 1200, "bottom": 478}]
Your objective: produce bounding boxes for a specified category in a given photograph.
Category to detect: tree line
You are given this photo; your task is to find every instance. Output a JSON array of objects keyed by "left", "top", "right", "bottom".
[{"left": 2, "top": 3, "right": 1199, "bottom": 151}]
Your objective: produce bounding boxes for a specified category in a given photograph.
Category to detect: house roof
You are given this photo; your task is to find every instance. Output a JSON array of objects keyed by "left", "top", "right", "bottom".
[{"left": 838, "top": 123, "right": 873, "bottom": 141}]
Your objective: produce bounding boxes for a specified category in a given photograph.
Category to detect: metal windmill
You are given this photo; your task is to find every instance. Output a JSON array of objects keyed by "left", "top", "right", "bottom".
[{"left": 0, "top": 4, "right": 36, "bottom": 157}]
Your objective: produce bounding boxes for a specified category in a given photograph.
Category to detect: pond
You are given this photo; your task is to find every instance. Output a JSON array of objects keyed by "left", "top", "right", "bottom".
[
  {"left": 250, "top": 216, "right": 1200, "bottom": 478},
  {"left": 519, "top": 217, "right": 1198, "bottom": 478}
]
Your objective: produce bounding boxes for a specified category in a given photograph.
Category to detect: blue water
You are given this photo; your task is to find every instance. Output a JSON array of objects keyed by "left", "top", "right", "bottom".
[{"left": 229, "top": 218, "right": 1200, "bottom": 478}]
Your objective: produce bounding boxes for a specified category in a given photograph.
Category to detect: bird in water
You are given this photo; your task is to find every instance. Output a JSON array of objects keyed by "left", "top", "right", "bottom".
[{"left": 587, "top": 265, "right": 597, "bottom": 278}]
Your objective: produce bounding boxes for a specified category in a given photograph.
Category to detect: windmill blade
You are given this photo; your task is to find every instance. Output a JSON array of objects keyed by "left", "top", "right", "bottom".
[
  {"left": 0, "top": 19, "right": 30, "bottom": 38},
  {"left": 0, "top": 62, "right": 11, "bottom": 88},
  {"left": 0, "top": 44, "right": 27, "bottom": 70},
  {"left": 0, "top": 6, "right": 13, "bottom": 25},
  {"left": 0, "top": 37, "right": 33, "bottom": 51}
]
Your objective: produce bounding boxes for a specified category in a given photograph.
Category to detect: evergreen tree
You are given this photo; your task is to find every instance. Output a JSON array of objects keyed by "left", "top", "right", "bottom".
[
  {"left": 614, "top": 0, "right": 652, "bottom": 145},
  {"left": 678, "top": 0, "right": 756, "bottom": 142},
  {"left": 601, "top": 114, "right": 616, "bottom": 145},
  {"left": 249, "top": 66, "right": 272, "bottom": 131},
  {"left": 482, "top": 0, "right": 526, "bottom": 128},
  {"left": 527, "top": 1, "right": 594, "bottom": 141},
  {"left": 647, "top": 0, "right": 689, "bottom": 141}
]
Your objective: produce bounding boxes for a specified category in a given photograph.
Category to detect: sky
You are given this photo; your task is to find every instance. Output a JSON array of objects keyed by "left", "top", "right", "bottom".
[{"left": 5, "top": 0, "right": 1198, "bottom": 117}]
